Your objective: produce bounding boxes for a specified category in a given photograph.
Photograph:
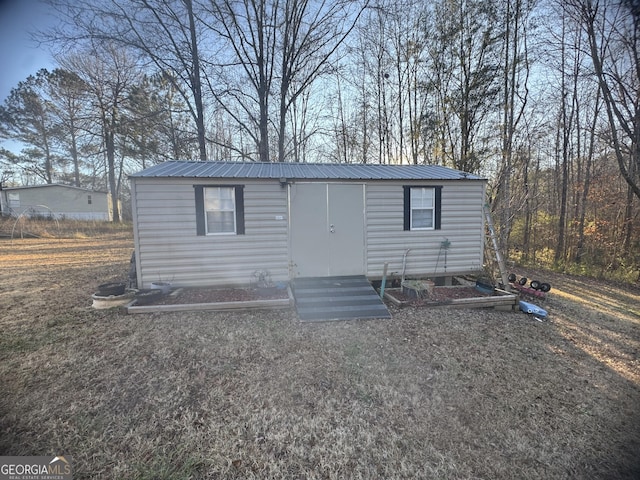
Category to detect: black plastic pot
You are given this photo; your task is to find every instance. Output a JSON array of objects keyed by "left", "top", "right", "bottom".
[{"left": 97, "top": 282, "right": 126, "bottom": 296}]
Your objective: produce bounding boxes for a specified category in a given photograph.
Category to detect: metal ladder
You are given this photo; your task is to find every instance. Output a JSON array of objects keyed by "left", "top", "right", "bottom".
[{"left": 484, "top": 203, "right": 511, "bottom": 292}]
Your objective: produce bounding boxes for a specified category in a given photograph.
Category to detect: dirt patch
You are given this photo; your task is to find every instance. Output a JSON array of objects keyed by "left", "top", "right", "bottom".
[
  {"left": 387, "top": 285, "right": 493, "bottom": 303},
  {"left": 1, "top": 232, "right": 639, "bottom": 479},
  {"left": 154, "top": 287, "right": 290, "bottom": 305}
]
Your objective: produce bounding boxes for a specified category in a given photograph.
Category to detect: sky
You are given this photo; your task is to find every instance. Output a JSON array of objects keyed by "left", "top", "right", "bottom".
[{"left": 0, "top": 0, "right": 55, "bottom": 102}]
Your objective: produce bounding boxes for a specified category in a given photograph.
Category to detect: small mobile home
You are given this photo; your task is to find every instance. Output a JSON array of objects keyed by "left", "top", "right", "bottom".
[
  {"left": 0, "top": 184, "right": 114, "bottom": 221},
  {"left": 129, "top": 161, "right": 487, "bottom": 288}
]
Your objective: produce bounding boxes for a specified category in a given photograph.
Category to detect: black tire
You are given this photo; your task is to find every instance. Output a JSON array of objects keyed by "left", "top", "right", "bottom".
[
  {"left": 518, "top": 277, "right": 528, "bottom": 286},
  {"left": 508, "top": 273, "right": 517, "bottom": 283},
  {"left": 97, "top": 282, "right": 126, "bottom": 296},
  {"left": 540, "top": 283, "right": 551, "bottom": 292},
  {"left": 530, "top": 280, "right": 541, "bottom": 290}
]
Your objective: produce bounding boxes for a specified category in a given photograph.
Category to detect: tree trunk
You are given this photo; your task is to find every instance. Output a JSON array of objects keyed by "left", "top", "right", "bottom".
[
  {"left": 278, "top": 77, "right": 288, "bottom": 162},
  {"left": 622, "top": 184, "right": 634, "bottom": 256},
  {"left": 575, "top": 87, "right": 600, "bottom": 263},
  {"left": 106, "top": 127, "right": 120, "bottom": 222},
  {"left": 185, "top": 0, "right": 207, "bottom": 161},
  {"left": 522, "top": 147, "right": 531, "bottom": 261},
  {"left": 555, "top": 11, "right": 575, "bottom": 265},
  {"left": 70, "top": 123, "right": 80, "bottom": 187}
]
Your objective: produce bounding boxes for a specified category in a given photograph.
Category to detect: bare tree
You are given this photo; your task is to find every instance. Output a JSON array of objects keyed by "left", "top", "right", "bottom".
[
  {"left": 204, "top": 0, "right": 278, "bottom": 162},
  {"left": 45, "top": 0, "right": 208, "bottom": 160},
  {"left": 576, "top": 0, "right": 640, "bottom": 262},
  {"left": 424, "top": 0, "right": 503, "bottom": 173},
  {"left": 575, "top": 86, "right": 601, "bottom": 263},
  {"left": 493, "top": 0, "right": 533, "bottom": 257},
  {"left": 124, "top": 72, "right": 199, "bottom": 168},
  {"left": 555, "top": 5, "right": 581, "bottom": 264},
  {"left": 48, "top": 69, "right": 91, "bottom": 187},
  {"left": 570, "top": 0, "right": 640, "bottom": 200},
  {"left": 354, "top": 2, "right": 396, "bottom": 164},
  {"left": 59, "top": 44, "right": 142, "bottom": 222},
  {"left": 204, "top": 0, "right": 368, "bottom": 162},
  {"left": 275, "top": 0, "right": 369, "bottom": 162}
]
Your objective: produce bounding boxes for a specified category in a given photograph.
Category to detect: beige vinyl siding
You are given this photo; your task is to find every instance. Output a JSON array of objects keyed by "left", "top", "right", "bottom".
[
  {"left": 365, "top": 181, "right": 485, "bottom": 279},
  {"left": 132, "top": 175, "right": 486, "bottom": 287},
  {"left": 132, "top": 178, "right": 289, "bottom": 288}
]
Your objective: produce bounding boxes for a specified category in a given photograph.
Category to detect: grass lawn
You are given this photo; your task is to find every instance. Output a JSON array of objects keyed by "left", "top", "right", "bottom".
[{"left": 0, "top": 230, "right": 639, "bottom": 479}]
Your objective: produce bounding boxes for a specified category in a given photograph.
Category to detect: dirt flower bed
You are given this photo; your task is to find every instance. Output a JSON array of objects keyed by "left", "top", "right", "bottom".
[
  {"left": 154, "top": 286, "right": 290, "bottom": 305},
  {"left": 387, "top": 285, "right": 494, "bottom": 304},
  {"left": 1, "top": 232, "right": 639, "bottom": 479}
]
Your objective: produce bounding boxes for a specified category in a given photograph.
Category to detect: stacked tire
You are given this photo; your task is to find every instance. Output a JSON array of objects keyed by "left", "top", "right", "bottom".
[{"left": 92, "top": 282, "right": 132, "bottom": 309}]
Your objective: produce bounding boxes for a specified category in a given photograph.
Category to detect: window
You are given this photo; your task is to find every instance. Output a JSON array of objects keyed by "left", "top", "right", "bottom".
[
  {"left": 194, "top": 185, "right": 245, "bottom": 236},
  {"left": 8, "top": 192, "right": 20, "bottom": 209},
  {"left": 205, "top": 187, "right": 236, "bottom": 234},
  {"left": 403, "top": 186, "right": 442, "bottom": 231},
  {"left": 410, "top": 187, "right": 435, "bottom": 229},
  {"left": 87, "top": 194, "right": 92, "bottom": 205}
]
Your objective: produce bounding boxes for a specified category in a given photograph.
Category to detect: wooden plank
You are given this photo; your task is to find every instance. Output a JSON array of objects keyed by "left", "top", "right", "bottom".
[
  {"left": 382, "top": 287, "right": 518, "bottom": 310},
  {"left": 383, "top": 290, "right": 410, "bottom": 308},
  {"left": 441, "top": 291, "right": 518, "bottom": 309},
  {"left": 449, "top": 295, "right": 517, "bottom": 306},
  {"left": 127, "top": 297, "right": 291, "bottom": 314}
]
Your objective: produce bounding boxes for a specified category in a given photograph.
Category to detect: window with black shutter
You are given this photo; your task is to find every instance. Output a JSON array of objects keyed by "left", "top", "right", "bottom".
[
  {"left": 403, "top": 186, "right": 442, "bottom": 231},
  {"left": 194, "top": 185, "right": 245, "bottom": 235}
]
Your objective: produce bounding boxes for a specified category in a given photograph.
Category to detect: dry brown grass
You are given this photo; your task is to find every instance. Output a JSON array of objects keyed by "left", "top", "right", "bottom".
[
  {"left": 0, "top": 216, "right": 131, "bottom": 240},
  {"left": 1, "top": 232, "right": 639, "bottom": 479}
]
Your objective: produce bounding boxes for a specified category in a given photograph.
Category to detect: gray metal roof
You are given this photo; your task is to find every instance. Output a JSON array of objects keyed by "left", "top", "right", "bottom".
[{"left": 130, "top": 161, "right": 484, "bottom": 181}]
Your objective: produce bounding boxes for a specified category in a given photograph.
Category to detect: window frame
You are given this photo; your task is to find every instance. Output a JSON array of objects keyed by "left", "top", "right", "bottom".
[
  {"left": 410, "top": 187, "right": 436, "bottom": 230},
  {"left": 204, "top": 186, "right": 237, "bottom": 235},
  {"left": 403, "top": 185, "right": 442, "bottom": 231},
  {"left": 194, "top": 185, "right": 245, "bottom": 236}
]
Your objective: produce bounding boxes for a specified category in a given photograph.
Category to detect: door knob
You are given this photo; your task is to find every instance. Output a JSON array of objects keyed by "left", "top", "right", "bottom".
[{"left": 329, "top": 224, "right": 335, "bottom": 233}]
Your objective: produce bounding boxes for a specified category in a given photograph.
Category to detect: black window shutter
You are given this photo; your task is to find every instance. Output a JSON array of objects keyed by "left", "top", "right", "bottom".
[
  {"left": 403, "top": 186, "right": 411, "bottom": 231},
  {"left": 435, "top": 186, "right": 442, "bottom": 230},
  {"left": 235, "top": 186, "right": 245, "bottom": 235},
  {"left": 194, "top": 185, "right": 205, "bottom": 236}
]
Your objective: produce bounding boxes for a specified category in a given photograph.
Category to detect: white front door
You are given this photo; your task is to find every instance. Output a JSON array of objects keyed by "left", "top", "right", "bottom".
[{"left": 290, "top": 183, "right": 365, "bottom": 277}]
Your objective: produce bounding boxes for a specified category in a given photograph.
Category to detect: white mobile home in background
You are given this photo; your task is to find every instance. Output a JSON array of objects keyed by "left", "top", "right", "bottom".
[{"left": 0, "top": 184, "right": 115, "bottom": 221}]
